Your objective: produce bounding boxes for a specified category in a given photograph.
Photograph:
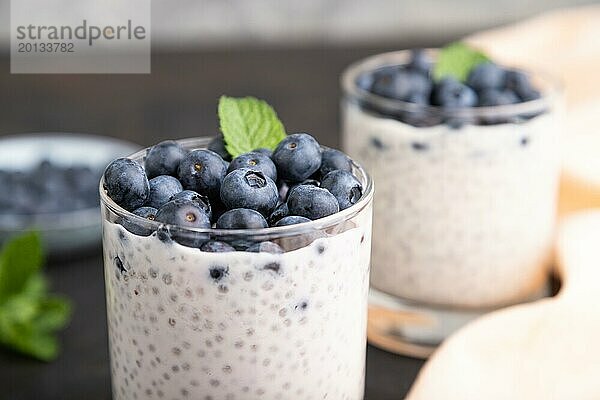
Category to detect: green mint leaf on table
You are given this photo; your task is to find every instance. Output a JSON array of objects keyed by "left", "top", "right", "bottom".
[
  {"left": 34, "top": 296, "right": 72, "bottom": 332},
  {"left": 0, "top": 232, "right": 72, "bottom": 361},
  {"left": 0, "top": 231, "right": 43, "bottom": 303},
  {"left": 433, "top": 42, "right": 490, "bottom": 82},
  {"left": 218, "top": 96, "right": 287, "bottom": 158}
]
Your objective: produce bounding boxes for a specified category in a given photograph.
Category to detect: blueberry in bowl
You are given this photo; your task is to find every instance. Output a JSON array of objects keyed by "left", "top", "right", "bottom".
[{"left": 0, "top": 133, "right": 140, "bottom": 256}]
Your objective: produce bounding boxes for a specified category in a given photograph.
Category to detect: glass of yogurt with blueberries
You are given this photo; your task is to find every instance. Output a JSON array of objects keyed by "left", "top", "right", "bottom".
[
  {"left": 341, "top": 44, "right": 562, "bottom": 356},
  {"left": 100, "top": 97, "right": 374, "bottom": 400}
]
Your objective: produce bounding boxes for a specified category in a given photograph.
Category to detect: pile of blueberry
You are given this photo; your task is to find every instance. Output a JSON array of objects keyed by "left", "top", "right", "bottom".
[
  {"left": 356, "top": 49, "right": 543, "bottom": 126},
  {"left": 103, "top": 134, "right": 363, "bottom": 252},
  {"left": 0, "top": 160, "right": 101, "bottom": 221}
]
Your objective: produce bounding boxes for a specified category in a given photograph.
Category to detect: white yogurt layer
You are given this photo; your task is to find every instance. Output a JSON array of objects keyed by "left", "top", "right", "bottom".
[
  {"left": 103, "top": 218, "right": 371, "bottom": 400},
  {"left": 343, "top": 102, "right": 560, "bottom": 308}
]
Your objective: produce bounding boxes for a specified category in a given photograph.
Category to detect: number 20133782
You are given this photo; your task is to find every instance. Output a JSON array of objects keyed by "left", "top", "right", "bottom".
[{"left": 17, "top": 42, "right": 75, "bottom": 53}]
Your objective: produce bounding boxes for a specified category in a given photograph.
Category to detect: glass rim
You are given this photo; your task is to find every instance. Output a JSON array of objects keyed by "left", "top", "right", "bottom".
[
  {"left": 99, "top": 137, "right": 374, "bottom": 238},
  {"left": 340, "top": 48, "right": 563, "bottom": 119}
]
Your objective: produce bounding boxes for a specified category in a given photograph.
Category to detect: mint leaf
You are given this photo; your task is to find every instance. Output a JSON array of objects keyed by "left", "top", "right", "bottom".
[
  {"left": 1, "top": 294, "right": 39, "bottom": 324},
  {"left": 35, "top": 296, "right": 72, "bottom": 332},
  {"left": 18, "top": 331, "right": 59, "bottom": 362},
  {"left": 0, "top": 311, "right": 59, "bottom": 361},
  {"left": 22, "top": 274, "right": 48, "bottom": 298},
  {"left": 433, "top": 42, "right": 490, "bottom": 82},
  {"left": 0, "top": 295, "right": 71, "bottom": 361},
  {"left": 218, "top": 96, "right": 287, "bottom": 158},
  {"left": 0, "top": 232, "right": 43, "bottom": 303},
  {"left": 0, "top": 232, "right": 72, "bottom": 361}
]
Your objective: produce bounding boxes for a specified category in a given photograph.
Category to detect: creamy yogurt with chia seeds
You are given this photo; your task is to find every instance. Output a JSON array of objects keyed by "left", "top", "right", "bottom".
[
  {"left": 103, "top": 205, "right": 372, "bottom": 400},
  {"left": 343, "top": 100, "right": 560, "bottom": 308}
]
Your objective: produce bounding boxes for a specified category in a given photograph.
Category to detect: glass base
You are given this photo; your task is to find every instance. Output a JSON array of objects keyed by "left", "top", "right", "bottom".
[{"left": 367, "top": 283, "right": 550, "bottom": 359}]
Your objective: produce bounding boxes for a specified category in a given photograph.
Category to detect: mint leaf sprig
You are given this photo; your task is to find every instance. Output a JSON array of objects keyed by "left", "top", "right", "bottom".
[
  {"left": 0, "top": 232, "right": 72, "bottom": 361},
  {"left": 218, "top": 96, "right": 287, "bottom": 158},
  {"left": 433, "top": 42, "right": 490, "bottom": 82}
]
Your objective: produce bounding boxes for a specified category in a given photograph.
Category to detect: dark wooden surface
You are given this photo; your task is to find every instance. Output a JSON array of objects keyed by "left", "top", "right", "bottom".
[{"left": 0, "top": 43, "right": 458, "bottom": 399}]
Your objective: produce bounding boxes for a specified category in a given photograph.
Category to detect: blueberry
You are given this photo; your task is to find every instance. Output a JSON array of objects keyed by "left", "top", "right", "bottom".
[
  {"left": 287, "top": 185, "right": 339, "bottom": 220},
  {"left": 261, "top": 262, "right": 281, "bottom": 273},
  {"left": 253, "top": 148, "right": 273, "bottom": 157},
  {"left": 207, "top": 134, "right": 231, "bottom": 161},
  {"left": 144, "top": 140, "right": 188, "bottom": 178},
  {"left": 406, "top": 91, "right": 430, "bottom": 105},
  {"left": 320, "top": 170, "right": 363, "bottom": 211},
  {"left": 478, "top": 89, "right": 519, "bottom": 107},
  {"left": 146, "top": 175, "right": 183, "bottom": 209},
  {"left": 319, "top": 148, "right": 353, "bottom": 177},
  {"left": 133, "top": 206, "right": 158, "bottom": 219},
  {"left": 373, "top": 67, "right": 432, "bottom": 101},
  {"left": 103, "top": 158, "right": 149, "bottom": 211},
  {"left": 444, "top": 116, "right": 474, "bottom": 129},
  {"left": 287, "top": 179, "right": 320, "bottom": 201},
  {"left": 216, "top": 208, "right": 268, "bottom": 229},
  {"left": 275, "top": 215, "right": 311, "bottom": 226},
  {"left": 316, "top": 244, "right": 326, "bottom": 254},
  {"left": 267, "top": 202, "right": 289, "bottom": 226},
  {"left": 505, "top": 70, "right": 541, "bottom": 102},
  {"left": 220, "top": 168, "right": 278, "bottom": 216},
  {"left": 65, "top": 165, "right": 98, "bottom": 193},
  {"left": 13, "top": 165, "right": 53, "bottom": 213},
  {"left": 409, "top": 71, "right": 433, "bottom": 96},
  {"left": 407, "top": 49, "right": 432, "bottom": 74},
  {"left": 171, "top": 189, "right": 207, "bottom": 204},
  {"left": 371, "top": 137, "right": 387, "bottom": 150},
  {"left": 432, "top": 78, "right": 478, "bottom": 107},
  {"left": 272, "top": 133, "right": 322, "bottom": 182},
  {"left": 227, "top": 151, "right": 277, "bottom": 182},
  {"left": 209, "top": 266, "right": 228, "bottom": 282},
  {"left": 466, "top": 62, "right": 506, "bottom": 91},
  {"left": 228, "top": 239, "right": 255, "bottom": 251},
  {"left": 476, "top": 89, "right": 521, "bottom": 124},
  {"left": 399, "top": 95, "right": 440, "bottom": 127},
  {"left": 155, "top": 199, "right": 211, "bottom": 228},
  {"left": 177, "top": 149, "right": 227, "bottom": 200},
  {"left": 170, "top": 190, "right": 212, "bottom": 220},
  {"left": 370, "top": 67, "right": 408, "bottom": 99},
  {"left": 411, "top": 142, "right": 429, "bottom": 152},
  {"left": 120, "top": 206, "right": 158, "bottom": 236},
  {"left": 356, "top": 71, "right": 375, "bottom": 91},
  {"left": 114, "top": 255, "right": 126, "bottom": 274},
  {"left": 246, "top": 241, "right": 284, "bottom": 254},
  {"left": 520, "top": 86, "right": 542, "bottom": 102},
  {"left": 156, "top": 225, "right": 172, "bottom": 243},
  {"left": 155, "top": 199, "right": 211, "bottom": 247},
  {"left": 200, "top": 240, "right": 236, "bottom": 253}
]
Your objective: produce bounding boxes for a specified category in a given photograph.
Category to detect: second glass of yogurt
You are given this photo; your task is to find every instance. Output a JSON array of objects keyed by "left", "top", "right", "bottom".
[
  {"left": 341, "top": 49, "right": 562, "bottom": 356},
  {"left": 101, "top": 137, "right": 374, "bottom": 399}
]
